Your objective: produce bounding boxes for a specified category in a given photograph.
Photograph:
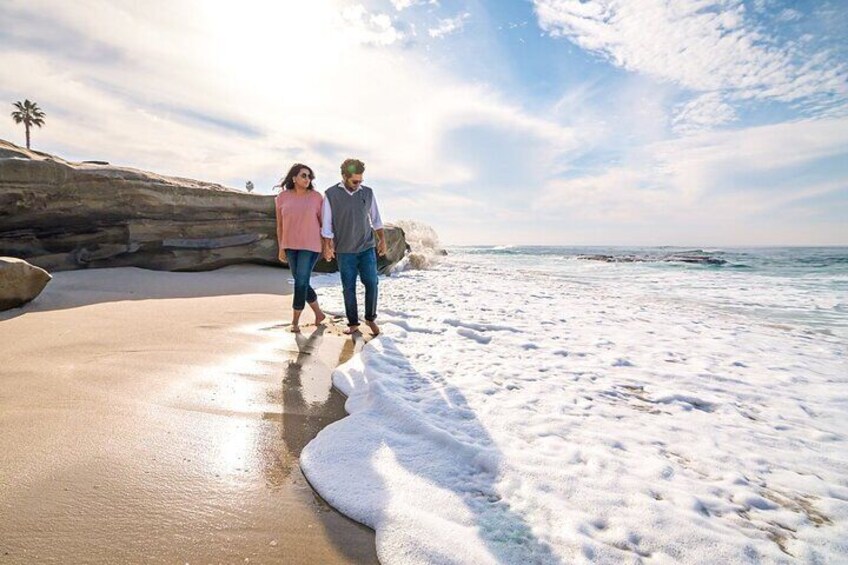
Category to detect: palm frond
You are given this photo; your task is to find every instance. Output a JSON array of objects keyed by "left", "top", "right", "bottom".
[{"left": 10, "top": 100, "right": 46, "bottom": 122}]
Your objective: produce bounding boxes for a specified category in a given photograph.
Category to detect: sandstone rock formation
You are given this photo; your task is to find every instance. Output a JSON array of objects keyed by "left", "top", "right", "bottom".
[
  {"left": 0, "top": 257, "right": 52, "bottom": 311},
  {"left": 0, "top": 139, "right": 406, "bottom": 274}
]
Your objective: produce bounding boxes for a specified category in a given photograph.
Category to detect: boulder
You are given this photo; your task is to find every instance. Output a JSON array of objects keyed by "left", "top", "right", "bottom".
[
  {"left": 0, "top": 138, "right": 407, "bottom": 274},
  {"left": 378, "top": 226, "right": 410, "bottom": 274},
  {"left": 0, "top": 257, "right": 51, "bottom": 311}
]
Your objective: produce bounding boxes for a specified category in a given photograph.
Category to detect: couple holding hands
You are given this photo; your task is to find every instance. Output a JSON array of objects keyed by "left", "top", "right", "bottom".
[{"left": 274, "top": 158, "right": 387, "bottom": 335}]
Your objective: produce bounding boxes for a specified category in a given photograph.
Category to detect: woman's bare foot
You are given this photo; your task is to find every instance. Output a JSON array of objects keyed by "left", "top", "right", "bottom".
[
  {"left": 365, "top": 320, "right": 380, "bottom": 336},
  {"left": 308, "top": 301, "right": 326, "bottom": 326},
  {"left": 290, "top": 324, "right": 301, "bottom": 333},
  {"left": 343, "top": 325, "right": 360, "bottom": 335}
]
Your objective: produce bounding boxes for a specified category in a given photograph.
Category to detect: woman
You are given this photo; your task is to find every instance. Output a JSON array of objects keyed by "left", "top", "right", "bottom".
[{"left": 275, "top": 163, "right": 326, "bottom": 332}]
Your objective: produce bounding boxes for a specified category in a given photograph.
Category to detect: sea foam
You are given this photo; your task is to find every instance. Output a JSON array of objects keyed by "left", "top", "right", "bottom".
[
  {"left": 390, "top": 219, "right": 445, "bottom": 272},
  {"left": 302, "top": 247, "right": 848, "bottom": 563}
]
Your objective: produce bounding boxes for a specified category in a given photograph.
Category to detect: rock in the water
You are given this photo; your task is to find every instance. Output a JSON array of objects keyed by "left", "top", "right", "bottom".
[
  {"left": 0, "top": 138, "right": 407, "bottom": 274},
  {"left": 379, "top": 226, "right": 410, "bottom": 274},
  {"left": 577, "top": 252, "right": 726, "bottom": 266},
  {"left": 0, "top": 257, "right": 51, "bottom": 310}
]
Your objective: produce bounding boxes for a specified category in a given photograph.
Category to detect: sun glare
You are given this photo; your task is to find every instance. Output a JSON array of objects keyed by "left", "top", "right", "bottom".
[{"left": 200, "top": 2, "right": 347, "bottom": 91}]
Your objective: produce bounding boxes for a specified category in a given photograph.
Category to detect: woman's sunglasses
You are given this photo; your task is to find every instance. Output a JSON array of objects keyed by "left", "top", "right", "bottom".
[{"left": 298, "top": 172, "right": 314, "bottom": 180}]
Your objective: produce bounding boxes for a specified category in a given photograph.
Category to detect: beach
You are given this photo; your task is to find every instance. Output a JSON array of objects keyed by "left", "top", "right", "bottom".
[
  {"left": 2, "top": 247, "right": 846, "bottom": 564},
  {"left": 0, "top": 0, "right": 848, "bottom": 565},
  {"left": 2, "top": 0, "right": 845, "bottom": 561},
  {"left": 0, "top": 266, "right": 378, "bottom": 564}
]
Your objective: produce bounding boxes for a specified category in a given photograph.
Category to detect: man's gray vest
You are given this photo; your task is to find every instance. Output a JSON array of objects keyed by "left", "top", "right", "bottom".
[{"left": 325, "top": 184, "right": 376, "bottom": 254}]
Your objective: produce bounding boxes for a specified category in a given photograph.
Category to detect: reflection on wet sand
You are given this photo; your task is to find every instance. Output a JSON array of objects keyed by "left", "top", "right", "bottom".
[
  {"left": 254, "top": 322, "right": 378, "bottom": 563},
  {"left": 264, "top": 326, "right": 370, "bottom": 485}
]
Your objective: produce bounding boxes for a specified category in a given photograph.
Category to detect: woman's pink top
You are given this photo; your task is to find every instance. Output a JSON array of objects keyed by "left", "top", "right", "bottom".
[{"left": 275, "top": 190, "right": 323, "bottom": 253}]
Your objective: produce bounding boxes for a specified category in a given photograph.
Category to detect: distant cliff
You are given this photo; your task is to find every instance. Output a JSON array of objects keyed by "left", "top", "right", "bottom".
[{"left": 0, "top": 139, "right": 407, "bottom": 273}]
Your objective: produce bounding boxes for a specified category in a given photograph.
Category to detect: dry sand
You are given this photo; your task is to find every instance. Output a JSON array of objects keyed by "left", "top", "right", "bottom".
[{"left": 0, "top": 266, "right": 378, "bottom": 564}]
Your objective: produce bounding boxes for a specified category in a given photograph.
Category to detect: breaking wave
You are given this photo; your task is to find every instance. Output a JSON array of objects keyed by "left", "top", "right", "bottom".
[{"left": 391, "top": 219, "right": 446, "bottom": 272}]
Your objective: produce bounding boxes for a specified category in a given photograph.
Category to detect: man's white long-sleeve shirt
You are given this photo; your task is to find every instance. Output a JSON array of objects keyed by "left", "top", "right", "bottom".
[{"left": 321, "top": 182, "right": 384, "bottom": 240}]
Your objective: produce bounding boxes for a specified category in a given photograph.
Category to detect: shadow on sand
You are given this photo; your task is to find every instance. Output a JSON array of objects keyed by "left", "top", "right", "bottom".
[{"left": 0, "top": 264, "right": 294, "bottom": 320}]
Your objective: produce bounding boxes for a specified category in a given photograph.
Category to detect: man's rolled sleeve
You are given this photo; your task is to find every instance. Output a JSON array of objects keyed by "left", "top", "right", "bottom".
[
  {"left": 370, "top": 195, "right": 384, "bottom": 230},
  {"left": 321, "top": 196, "right": 335, "bottom": 239}
]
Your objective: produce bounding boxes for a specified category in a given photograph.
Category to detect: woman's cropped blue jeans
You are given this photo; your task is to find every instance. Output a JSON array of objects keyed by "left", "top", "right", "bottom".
[{"left": 285, "top": 249, "right": 320, "bottom": 310}]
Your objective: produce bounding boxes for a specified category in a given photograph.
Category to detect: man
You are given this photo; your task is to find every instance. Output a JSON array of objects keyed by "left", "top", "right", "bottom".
[{"left": 321, "top": 158, "right": 387, "bottom": 336}]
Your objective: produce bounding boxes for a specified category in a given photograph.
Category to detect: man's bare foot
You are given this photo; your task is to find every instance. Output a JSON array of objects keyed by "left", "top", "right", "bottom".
[
  {"left": 290, "top": 324, "right": 301, "bottom": 333},
  {"left": 365, "top": 320, "right": 380, "bottom": 336},
  {"left": 314, "top": 312, "right": 327, "bottom": 325},
  {"left": 343, "top": 325, "right": 360, "bottom": 335}
]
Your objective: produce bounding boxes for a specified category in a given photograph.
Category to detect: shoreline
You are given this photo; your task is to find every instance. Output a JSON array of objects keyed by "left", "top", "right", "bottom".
[{"left": 0, "top": 265, "right": 379, "bottom": 564}]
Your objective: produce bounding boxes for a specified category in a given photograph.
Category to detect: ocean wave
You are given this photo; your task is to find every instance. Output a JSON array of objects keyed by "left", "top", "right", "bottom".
[
  {"left": 461, "top": 245, "right": 525, "bottom": 255},
  {"left": 391, "top": 219, "right": 446, "bottom": 272}
]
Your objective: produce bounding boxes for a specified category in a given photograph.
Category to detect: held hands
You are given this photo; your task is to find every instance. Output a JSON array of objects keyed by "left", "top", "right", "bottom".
[
  {"left": 322, "top": 240, "right": 335, "bottom": 262},
  {"left": 319, "top": 239, "right": 381, "bottom": 259}
]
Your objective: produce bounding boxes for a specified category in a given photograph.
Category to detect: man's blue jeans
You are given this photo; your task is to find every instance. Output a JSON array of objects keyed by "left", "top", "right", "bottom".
[
  {"left": 285, "top": 249, "right": 320, "bottom": 310},
  {"left": 336, "top": 248, "right": 378, "bottom": 327}
]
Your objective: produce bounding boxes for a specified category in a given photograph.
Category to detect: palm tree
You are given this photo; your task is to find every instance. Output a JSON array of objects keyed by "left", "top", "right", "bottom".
[{"left": 11, "top": 99, "right": 46, "bottom": 150}]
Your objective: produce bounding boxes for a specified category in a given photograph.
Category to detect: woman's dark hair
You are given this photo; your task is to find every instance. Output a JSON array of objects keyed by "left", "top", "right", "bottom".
[{"left": 277, "top": 163, "right": 315, "bottom": 191}]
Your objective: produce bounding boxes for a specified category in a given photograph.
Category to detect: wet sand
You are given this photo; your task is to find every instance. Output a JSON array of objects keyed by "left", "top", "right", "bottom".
[{"left": 0, "top": 266, "right": 379, "bottom": 564}]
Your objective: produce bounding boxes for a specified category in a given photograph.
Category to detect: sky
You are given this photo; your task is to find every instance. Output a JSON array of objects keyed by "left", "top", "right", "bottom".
[{"left": 1, "top": 0, "right": 846, "bottom": 246}]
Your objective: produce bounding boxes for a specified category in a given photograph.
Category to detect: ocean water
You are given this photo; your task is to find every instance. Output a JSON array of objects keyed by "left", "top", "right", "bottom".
[
  {"left": 459, "top": 246, "right": 848, "bottom": 341},
  {"left": 302, "top": 244, "right": 847, "bottom": 564}
]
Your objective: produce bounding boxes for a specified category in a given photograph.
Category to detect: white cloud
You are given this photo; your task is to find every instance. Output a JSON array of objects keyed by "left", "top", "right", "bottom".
[
  {"left": 3, "top": 0, "right": 843, "bottom": 245},
  {"left": 777, "top": 8, "right": 802, "bottom": 22},
  {"left": 534, "top": 116, "right": 848, "bottom": 237},
  {"left": 0, "top": 0, "right": 575, "bottom": 207},
  {"left": 535, "top": 167, "right": 672, "bottom": 223},
  {"left": 672, "top": 92, "right": 737, "bottom": 134},
  {"left": 428, "top": 12, "right": 471, "bottom": 38},
  {"left": 390, "top": 0, "right": 439, "bottom": 11},
  {"left": 533, "top": 0, "right": 848, "bottom": 131},
  {"left": 752, "top": 0, "right": 770, "bottom": 12},
  {"left": 655, "top": 116, "right": 848, "bottom": 179},
  {"left": 341, "top": 5, "right": 405, "bottom": 46}
]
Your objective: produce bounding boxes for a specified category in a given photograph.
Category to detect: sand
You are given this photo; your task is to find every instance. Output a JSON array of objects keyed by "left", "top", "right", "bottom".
[{"left": 0, "top": 265, "right": 378, "bottom": 564}]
